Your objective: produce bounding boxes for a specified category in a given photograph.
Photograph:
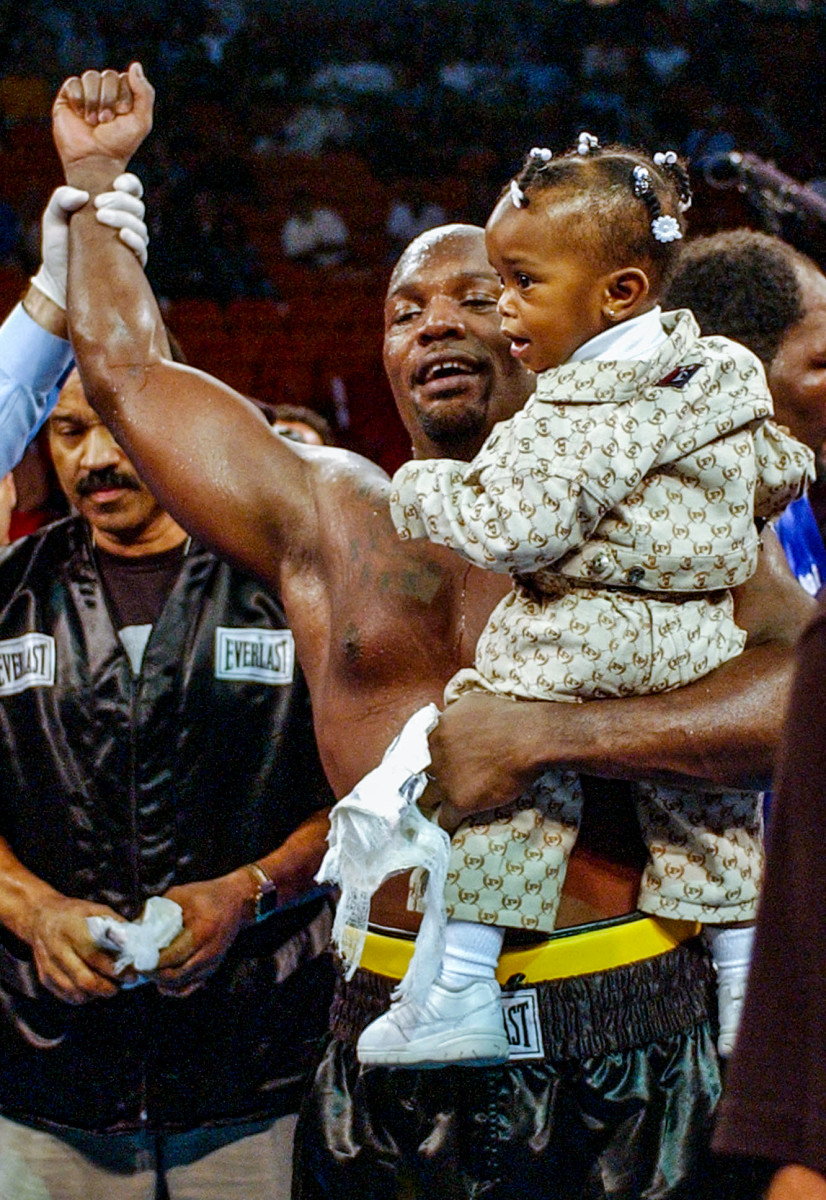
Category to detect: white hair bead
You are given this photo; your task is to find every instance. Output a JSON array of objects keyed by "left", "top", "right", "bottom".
[
  {"left": 509, "top": 179, "right": 526, "bottom": 208},
  {"left": 632, "top": 165, "right": 652, "bottom": 196}
]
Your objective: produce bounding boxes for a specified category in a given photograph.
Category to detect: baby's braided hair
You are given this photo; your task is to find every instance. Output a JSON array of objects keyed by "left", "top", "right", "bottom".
[{"left": 505, "top": 136, "right": 692, "bottom": 291}]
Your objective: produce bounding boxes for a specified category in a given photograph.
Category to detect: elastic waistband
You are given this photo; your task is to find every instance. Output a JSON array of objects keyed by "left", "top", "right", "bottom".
[
  {"left": 331, "top": 931, "right": 714, "bottom": 1059},
  {"left": 359, "top": 914, "right": 701, "bottom": 985}
]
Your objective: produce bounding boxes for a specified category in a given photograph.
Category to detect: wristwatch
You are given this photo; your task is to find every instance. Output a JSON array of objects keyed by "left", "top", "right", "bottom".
[{"left": 242, "top": 861, "right": 279, "bottom": 924}]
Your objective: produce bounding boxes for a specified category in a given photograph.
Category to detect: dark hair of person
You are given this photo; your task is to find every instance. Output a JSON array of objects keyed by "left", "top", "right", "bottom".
[
  {"left": 663, "top": 229, "right": 808, "bottom": 368},
  {"left": 506, "top": 140, "right": 691, "bottom": 294},
  {"left": 256, "top": 402, "right": 335, "bottom": 446}
]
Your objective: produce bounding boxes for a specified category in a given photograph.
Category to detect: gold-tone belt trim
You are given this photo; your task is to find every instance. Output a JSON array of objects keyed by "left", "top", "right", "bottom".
[{"left": 358, "top": 915, "right": 701, "bottom": 985}]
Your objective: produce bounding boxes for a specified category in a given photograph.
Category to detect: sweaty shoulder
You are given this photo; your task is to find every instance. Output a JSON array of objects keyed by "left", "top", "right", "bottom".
[
  {"left": 299, "top": 443, "right": 392, "bottom": 507},
  {"left": 306, "top": 445, "right": 456, "bottom": 589},
  {"left": 297, "top": 442, "right": 396, "bottom": 536}
]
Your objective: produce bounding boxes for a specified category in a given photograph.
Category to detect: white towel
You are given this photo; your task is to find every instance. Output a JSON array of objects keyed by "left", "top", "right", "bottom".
[
  {"left": 87, "top": 895, "right": 184, "bottom": 977},
  {"left": 316, "top": 704, "right": 450, "bottom": 1002}
]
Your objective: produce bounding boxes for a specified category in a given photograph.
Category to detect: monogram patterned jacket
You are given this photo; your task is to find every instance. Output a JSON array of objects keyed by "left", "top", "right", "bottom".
[{"left": 391, "top": 310, "right": 814, "bottom": 595}]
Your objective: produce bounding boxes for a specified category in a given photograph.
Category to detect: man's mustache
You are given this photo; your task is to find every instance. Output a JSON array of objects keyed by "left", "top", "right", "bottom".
[{"left": 75, "top": 468, "right": 142, "bottom": 497}]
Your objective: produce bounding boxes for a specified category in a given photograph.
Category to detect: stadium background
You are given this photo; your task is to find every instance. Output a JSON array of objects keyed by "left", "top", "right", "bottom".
[{"left": 0, "top": 0, "right": 823, "bottom": 471}]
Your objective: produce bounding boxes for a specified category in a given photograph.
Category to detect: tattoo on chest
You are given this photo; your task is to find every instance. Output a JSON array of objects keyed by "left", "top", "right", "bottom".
[{"left": 348, "top": 535, "right": 445, "bottom": 605}]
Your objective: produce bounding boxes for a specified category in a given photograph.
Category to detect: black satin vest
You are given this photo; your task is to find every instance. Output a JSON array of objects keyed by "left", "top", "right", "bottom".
[{"left": 0, "top": 518, "right": 335, "bottom": 1131}]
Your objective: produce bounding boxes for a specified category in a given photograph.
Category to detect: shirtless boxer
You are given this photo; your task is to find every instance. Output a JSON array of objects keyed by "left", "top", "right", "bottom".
[{"left": 53, "top": 65, "right": 806, "bottom": 1198}]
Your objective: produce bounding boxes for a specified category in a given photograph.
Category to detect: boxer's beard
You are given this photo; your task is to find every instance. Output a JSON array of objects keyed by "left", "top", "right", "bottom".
[{"left": 416, "top": 403, "right": 487, "bottom": 455}]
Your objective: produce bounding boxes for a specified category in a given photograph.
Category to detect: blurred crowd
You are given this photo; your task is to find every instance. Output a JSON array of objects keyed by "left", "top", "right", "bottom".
[{"left": 0, "top": 0, "right": 824, "bottom": 303}]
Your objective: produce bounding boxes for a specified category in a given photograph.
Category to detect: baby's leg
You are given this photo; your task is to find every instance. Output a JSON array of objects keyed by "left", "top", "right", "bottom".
[
  {"left": 635, "top": 780, "right": 763, "bottom": 1057},
  {"left": 634, "top": 781, "right": 763, "bottom": 924},
  {"left": 358, "top": 629, "right": 588, "bottom": 1070},
  {"left": 357, "top": 768, "right": 584, "bottom": 1068},
  {"left": 440, "top": 919, "right": 504, "bottom": 986},
  {"left": 704, "top": 922, "right": 755, "bottom": 1057},
  {"left": 355, "top": 918, "right": 509, "bottom": 1067},
  {"left": 441, "top": 771, "right": 584, "bottom": 932}
]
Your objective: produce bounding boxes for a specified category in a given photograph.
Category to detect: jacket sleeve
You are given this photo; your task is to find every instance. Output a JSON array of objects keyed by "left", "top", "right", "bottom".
[
  {"left": 0, "top": 305, "right": 73, "bottom": 476},
  {"left": 389, "top": 398, "right": 684, "bottom": 574},
  {"left": 752, "top": 419, "right": 815, "bottom": 522}
]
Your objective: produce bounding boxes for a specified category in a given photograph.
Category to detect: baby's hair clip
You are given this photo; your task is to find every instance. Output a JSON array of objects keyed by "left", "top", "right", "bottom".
[
  {"left": 529, "top": 146, "right": 552, "bottom": 162},
  {"left": 576, "top": 131, "right": 599, "bottom": 156},
  {"left": 632, "top": 165, "right": 652, "bottom": 197},
  {"left": 509, "top": 179, "right": 526, "bottom": 208},
  {"left": 651, "top": 215, "right": 683, "bottom": 243},
  {"left": 654, "top": 149, "right": 692, "bottom": 210}
]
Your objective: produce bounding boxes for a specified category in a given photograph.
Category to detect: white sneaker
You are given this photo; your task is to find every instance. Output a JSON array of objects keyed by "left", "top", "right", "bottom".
[
  {"left": 357, "top": 978, "right": 509, "bottom": 1068},
  {"left": 716, "top": 976, "right": 746, "bottom": 1058}
]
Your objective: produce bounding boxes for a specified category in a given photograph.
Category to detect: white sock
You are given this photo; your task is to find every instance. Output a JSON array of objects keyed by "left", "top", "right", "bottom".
[
  {"left": 705, "top": 924, "right": 754, "bottom": 973},
  {"left": 705, "top": 924, "right": 755, "bottom": 1057},
  {"left": 438, "top": 919, "right": 504, "bottom": 988}
]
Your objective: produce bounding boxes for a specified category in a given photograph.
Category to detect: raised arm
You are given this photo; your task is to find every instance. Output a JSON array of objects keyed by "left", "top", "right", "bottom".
[
  {"left": 431, "top": 527, "right": 814, "bottom": 821},
  {"left": 53, "top": 66, "right": 321, "bottom": 591},
  {"left": 0, "top": 179, "right": 96, "bottom": 476}
]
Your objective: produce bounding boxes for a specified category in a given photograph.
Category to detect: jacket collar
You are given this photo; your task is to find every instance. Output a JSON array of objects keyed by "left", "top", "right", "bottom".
[{"left": 534, "top": 309, "right": 702, "bottom": 405}]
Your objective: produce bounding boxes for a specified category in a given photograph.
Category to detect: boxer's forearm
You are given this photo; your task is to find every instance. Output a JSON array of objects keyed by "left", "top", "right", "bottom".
[
  {"left": 432, "top": 642, "right": 790, "bottom": 821},
  {"left": 536, "top": 640, "right": 790, "bottom": 789}
]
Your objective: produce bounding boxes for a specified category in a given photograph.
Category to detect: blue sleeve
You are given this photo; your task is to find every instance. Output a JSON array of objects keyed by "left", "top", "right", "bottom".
[
  {"left": 774, "top": 494, "right": 826, "bottom": 598},
  {"left": 0, "top": 303, "right": 73, "bottom": 477}
]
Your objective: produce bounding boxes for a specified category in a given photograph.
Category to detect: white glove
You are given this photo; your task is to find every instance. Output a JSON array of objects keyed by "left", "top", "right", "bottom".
[
  {"left": 30, "top": 174, "right": 149, "bottom": 311},
  {"left": 29, "top": 184, "right": 90, "bottom": 310},
  {"left": 94, "top": 173, "right": 149, "bottom": 268}
]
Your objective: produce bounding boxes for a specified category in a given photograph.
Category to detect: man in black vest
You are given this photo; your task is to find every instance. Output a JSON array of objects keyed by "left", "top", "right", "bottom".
[{"left": 0, "top": 368, "right": 335, "bottom": 1198}]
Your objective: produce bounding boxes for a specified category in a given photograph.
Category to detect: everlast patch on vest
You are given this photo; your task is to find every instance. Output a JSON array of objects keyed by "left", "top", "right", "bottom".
[
  {"left": 0, "top": 633, "right": 56, "bottom": 695},
  {"left": 214, "top": 627, "right": 295, "bottom": 684}
]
